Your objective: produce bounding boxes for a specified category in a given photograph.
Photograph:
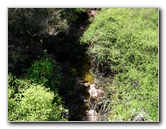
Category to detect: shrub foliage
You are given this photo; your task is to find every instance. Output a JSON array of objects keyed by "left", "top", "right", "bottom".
[
  {"left": 8, "top": 74, "right": 67, "bottom": 121},
  {"left": 81, "top": 8, "right": 158, "bottom": 121}
]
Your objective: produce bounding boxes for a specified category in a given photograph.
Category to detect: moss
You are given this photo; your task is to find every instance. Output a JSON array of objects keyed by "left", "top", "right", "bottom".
[{"left": 83, "top": 72, "right": 94, "bottom": 83}]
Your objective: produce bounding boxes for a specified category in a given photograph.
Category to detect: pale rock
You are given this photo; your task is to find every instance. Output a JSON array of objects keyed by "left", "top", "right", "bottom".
[
  {"left": 88, "top": 84, "right": 104, "bottom": 99},
  {"left": 86, "top": 109, "right": 99, "bottom": 121},
  {"left": 84, "top": 82, "right": 91, "bottom": 87}
]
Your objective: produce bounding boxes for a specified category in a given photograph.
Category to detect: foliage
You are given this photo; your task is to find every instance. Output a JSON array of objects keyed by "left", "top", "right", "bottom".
[
  {"left": 60, "top": 8, "right": 88, "bottom": 22},
  {"left": 8, "top": 8, "right": 71, "bottom": 76},
  {"left": 27, "top": 57, "right": 66, "bottom": 93},
  {"left": 8, "top": 8, "right": 158, "bottom": 121},
  {"left": 8, "top": 74, "right": 67, "bottom": 121},
  {"left": 81, "top": 8, "right": 158, "bottom": 121},
  {"left": 27, "top": 57, "right": 53, "bottom": 84},
  {"left": 8, "top": 8, "right": 92, "bottom": 121}
]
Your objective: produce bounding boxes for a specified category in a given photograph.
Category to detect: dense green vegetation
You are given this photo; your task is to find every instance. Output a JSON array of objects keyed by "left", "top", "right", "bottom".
[
  {"left": 8, "top": 8, "right": 93, "bottom": 121},
  {"left": 8, "top": 8, "right": 158, "bottom": 121},
  {"left": 8, "top": 74, "right": 67, "bottom": 121},
  {"left": 81, "top": 8, "right": 158, "bottom": 121}
]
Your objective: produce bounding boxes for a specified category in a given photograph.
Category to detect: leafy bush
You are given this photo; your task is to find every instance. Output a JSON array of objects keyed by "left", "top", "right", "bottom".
[
  {"left": 27, "top": 58, "right": 53, "bottom": 84},
  {"left": 8, "top": 8, "right": 73, "bottom": 76},
  {"left": 8, "top": 74, "right": 67, "bottom": 121},
  {"left": 81, "top": 8, "right": 158, "bottom": 121},
  {"left": 27, "top": 57, "right": 64, "bottom": 92}
]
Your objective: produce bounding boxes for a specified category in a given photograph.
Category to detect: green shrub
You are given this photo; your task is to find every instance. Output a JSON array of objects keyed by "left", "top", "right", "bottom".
[
  {"left": 27, "top": 57, "right": 64, "bottom": 92},
  {"left": 8, "top": 74, "right": 67, "bottom": 121},
  {"left": 27, "top": 58, "right": 53, "bottom": 84},
  {"left": 81, "top": 8, "right": 158, "bottom": 121}
]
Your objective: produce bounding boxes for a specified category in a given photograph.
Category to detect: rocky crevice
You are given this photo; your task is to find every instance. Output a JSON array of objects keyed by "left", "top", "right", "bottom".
[
  {"left": 62, "top": 9, "right": 112, "bottom": 121},
  {"left": 76, "top": 77, "right": 112, "bottom": 121}
]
